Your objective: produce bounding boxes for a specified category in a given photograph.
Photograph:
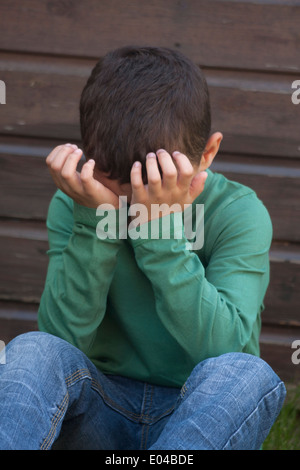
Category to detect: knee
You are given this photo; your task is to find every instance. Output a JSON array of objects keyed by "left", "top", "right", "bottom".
[
  {"left": 219, "top": 352, "right": 285, "bottom": 393},
  {"left": 6, "top": 331, "right": 70, "bottom": 369},
  {"left": 185, "top": 353, "right": 286, "bottom": 407},
  {"left": 192, "top": 352, "right": 280, "bottom": 382}
]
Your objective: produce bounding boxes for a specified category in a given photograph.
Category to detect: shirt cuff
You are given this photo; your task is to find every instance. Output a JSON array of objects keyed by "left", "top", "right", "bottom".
[
  {"left": 128, "top": 212, "right": 185, "bottom": 249},
  {"left": 73, "top": 202, "right": 129, "bottom": 242},
  {"left": 73, "top": 202, "right": 100, "bottom": 227}
]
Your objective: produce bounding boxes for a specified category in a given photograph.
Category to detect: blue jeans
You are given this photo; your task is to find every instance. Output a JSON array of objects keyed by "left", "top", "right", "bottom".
[{"left": 0, "top": 332, "right": 285, "bottom": 450}]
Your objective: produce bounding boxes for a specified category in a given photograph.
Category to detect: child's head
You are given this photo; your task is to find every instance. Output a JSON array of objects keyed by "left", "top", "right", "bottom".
[{"left": 80, "top": 46, "right": 212, "bottom": 184}]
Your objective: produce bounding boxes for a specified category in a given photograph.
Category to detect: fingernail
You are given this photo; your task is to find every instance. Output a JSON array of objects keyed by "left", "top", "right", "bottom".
[
  {"left": 74, "top": 148, "right": 82, "bottom": 154},
  {"left": 88, "top": 158, "right": 95, "bottom": 163},
  {"left": 172, "top": 151, "right": 180, "bottom": 156},
  {"left": 133, "top": 161, "right": 141, "bottom": 167},
  {"left": 146, "top": 153, "right": 156, "bottom": 159}
]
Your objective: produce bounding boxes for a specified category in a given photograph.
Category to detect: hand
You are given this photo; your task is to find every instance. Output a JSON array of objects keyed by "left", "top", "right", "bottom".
[
  {"left": 46, "top": 144, "right": 119, "bottom": 208},
  {"left": 130, "top": 149, "right": 208, "bottom": 224}
]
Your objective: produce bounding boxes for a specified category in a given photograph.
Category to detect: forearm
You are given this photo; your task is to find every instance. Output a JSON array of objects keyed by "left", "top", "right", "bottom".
[
  {"left": 38, "top": 203, "right": 122, "bottom": 354},
  {"left": 129, "top": 213, "right": 265, "bottom": 361}
]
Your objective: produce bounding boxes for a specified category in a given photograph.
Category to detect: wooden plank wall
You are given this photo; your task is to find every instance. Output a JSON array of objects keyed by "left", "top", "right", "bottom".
[{"left": 0, "top": 0, "right": 299, "bottom": 381}]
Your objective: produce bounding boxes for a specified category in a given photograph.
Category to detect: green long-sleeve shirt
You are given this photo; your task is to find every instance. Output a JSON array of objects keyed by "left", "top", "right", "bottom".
[{"left": 38, "top": 169, "right": 272, "bottom": 388}]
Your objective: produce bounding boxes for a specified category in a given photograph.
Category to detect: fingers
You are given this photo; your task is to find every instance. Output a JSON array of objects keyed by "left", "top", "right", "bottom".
[
  {"left": 46, "top": 143, "right": 77, "bottom": 167},
  {"left": 146, "top": 153, "right": 162, "bottom": 193},
  {"left": 46, "top": 144, "right": 83, "bottom": 194},
  {"left": 172, "top": 151, "right": 194, "bottom": 189},
  {"left": 46, "top": 144, "right": 120, "bottom": 208},
  {"left": 131, "top": 149, "right": 198, "bottom": 199},
  {"left": 156, "top": 150, "right": 177, "bottom": 190},
  {"left": 189, "top": 171, "right": 208, "bottom": 200},
  {"left": 80, "top": 159, "right": 99, "bottom": 195},
  {"left": 171, "top": 150, "right": 207, "bottom": 200},
  {"left": 60, "top": 149, "right": 83, "bottom": 191},
  {"left": 130, "top": 161, "right": 147, "bottom": 202},
  {"left": 152, "top": 149, "right": 194, "bottom": 191}
]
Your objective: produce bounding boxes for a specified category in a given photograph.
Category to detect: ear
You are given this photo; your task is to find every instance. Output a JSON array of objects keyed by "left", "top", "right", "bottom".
[{"left": 199, "top": 132, "right": 223, "bottom": 171}]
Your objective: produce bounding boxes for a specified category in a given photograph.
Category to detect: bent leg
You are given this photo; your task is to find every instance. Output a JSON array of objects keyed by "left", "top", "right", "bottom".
[
  {"left": 150, "top": 353, "right": 286, "bottom": 450},
  {"left": 0, "top": 332, "right": 114, "bottom": 449}
]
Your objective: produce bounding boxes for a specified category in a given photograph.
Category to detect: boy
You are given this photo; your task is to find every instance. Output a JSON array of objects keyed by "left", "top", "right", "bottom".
[{"left": 0, "top": 46, "right": 285, "bottom": 450}]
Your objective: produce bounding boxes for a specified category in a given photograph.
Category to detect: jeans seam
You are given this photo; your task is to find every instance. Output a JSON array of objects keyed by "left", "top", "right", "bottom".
[
  {"left": 141, "top": 423, "right": 146, "bottom": 449},
  {"left": 40, "top": 392, "right": 69, "bottom": 450},
  {"left": 222, "top": 381, "right": 285, "bottom": 450},
  {"left": 42, "top": 365, "right": 177, "bottom": 447},
  {"left": 180, "top": 383, "right": 188, "bottom": 399},
  {"left": 40, "top": 369, "right": 91, "bottom": 450},
  {"left": 65, "top": 368, "right": 91, "bottom": 385},
  {"left": 91, "top": 379, "right": 175, "bottom": 424},
  {"left": 141, "top": 423, "right": 151, "bottom": 450},
  {"left": 140, "top": 385, "right": 154, "bottom": 449},
  {"left": 140, "top": 383, "right": 148, "bottom": 419},
  {"left": 66, "top": 369, "right": 141, "bottom": 421},
  {"left": 141, "top": 384, "right": 154, "bottom": 420},
  {"left": 91, "top": 378, "right": 143, "bottom": 422}
]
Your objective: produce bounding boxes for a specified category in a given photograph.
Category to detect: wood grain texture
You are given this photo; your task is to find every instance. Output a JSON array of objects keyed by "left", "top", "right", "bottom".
[
  {"left": 211, "top": 156, "right": 300, "bottom": 242},
  {"left": 1, "top": 138, "right": 299, "bottom": 242},
  {"left": 0, "top": 220, "right": 298, "bottom": 327},
  {"left": 0, "top": 54, "right": 299, "bottom": 158},
  {"left": 1, "top": 304, "right": 300, "bottom": 383},
  {"left": 0, "top": 221, "right": 48, "bottom": 303},
  {"left": 260, "top": 325, "right": 300, "bottom": 382},
  {"left": 0, "top": 0, "right": 299, "bottom": 72},
  {"left": 0, "top": 0, "right": 299, "bottom": 380},
  {"left": 0, "top": 301, "right": 38, "bottom": 345}
]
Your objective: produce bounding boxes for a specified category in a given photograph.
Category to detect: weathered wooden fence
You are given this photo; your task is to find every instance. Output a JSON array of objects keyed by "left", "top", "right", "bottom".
[{"left": 0, "top": 0, "right": 299, "bottom": 381}]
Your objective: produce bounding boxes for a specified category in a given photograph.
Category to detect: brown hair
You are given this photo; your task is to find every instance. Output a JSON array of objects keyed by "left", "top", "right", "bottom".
[{"left": 80, "top": 46, "right": 211, "bottom": 183}]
